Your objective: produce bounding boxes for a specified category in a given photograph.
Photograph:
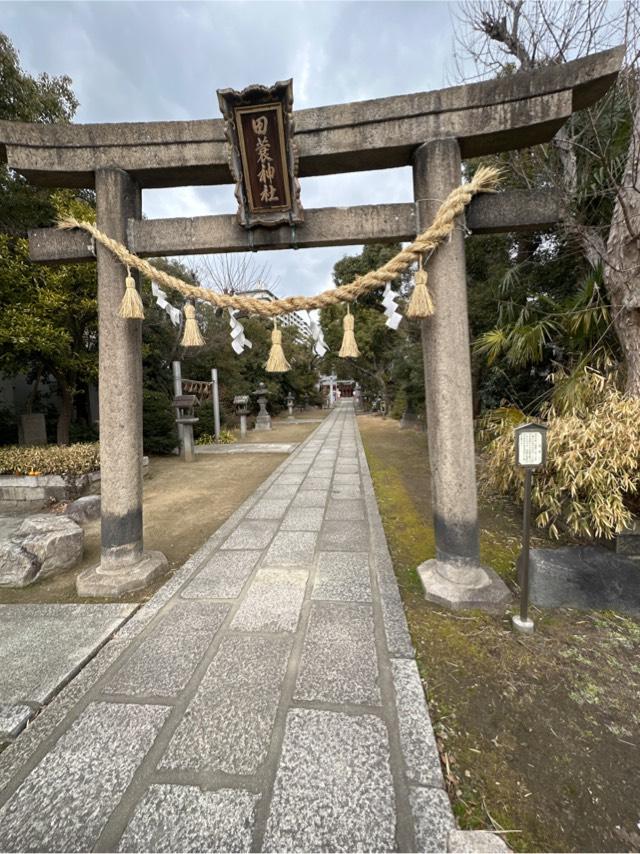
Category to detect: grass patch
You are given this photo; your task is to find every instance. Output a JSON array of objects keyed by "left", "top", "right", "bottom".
[{"left": 359, "top": 415, "right": 640, "bottom": 853}]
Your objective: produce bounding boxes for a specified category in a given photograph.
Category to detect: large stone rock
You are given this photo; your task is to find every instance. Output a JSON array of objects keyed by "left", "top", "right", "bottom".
[
  {"left": 530, "top": 546, "right": 640, "bottom": 615},
  {"left": 616, "top": 519, "right": 640, "bottom": 558},
  {"left": 65, "top": 495, "right": 101, "bottom": 525},
  {"left": 0, "top": 541, "right": 39, "bottom": 588},
  {"left": 18, "top": 515, "right": 83, "bottom": 577},
  {"left": 0, "top": 514, "right": 84, "bottom": 587}
]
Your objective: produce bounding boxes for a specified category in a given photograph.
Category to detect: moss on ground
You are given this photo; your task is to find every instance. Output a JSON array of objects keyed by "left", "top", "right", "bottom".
[{"left": 359, "top": 415, "right": 640, "bottom": 853}]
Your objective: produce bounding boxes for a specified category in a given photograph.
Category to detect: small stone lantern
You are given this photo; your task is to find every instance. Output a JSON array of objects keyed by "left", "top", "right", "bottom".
[
  {"left": 172, "top": 394, "right": 199, "bottom": 462},
  {"left": 252, "top": 382, "right": 272, "bottom": 431},
  {"left": 233, "top": 394, "right": 250, "bottom": 438},
  {"left": 285, "top": 391, "right": 295, "bottom": 420}
]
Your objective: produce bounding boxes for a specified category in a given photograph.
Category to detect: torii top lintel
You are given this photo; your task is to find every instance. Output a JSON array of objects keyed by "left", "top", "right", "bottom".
[{"left": 0, "top": 46, "right": 623, "bottom": 190}]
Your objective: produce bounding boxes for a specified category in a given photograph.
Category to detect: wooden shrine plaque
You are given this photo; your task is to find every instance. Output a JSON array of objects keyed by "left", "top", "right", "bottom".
[{"left": 217, "top": 80, "right": 304, "bottom": 229}]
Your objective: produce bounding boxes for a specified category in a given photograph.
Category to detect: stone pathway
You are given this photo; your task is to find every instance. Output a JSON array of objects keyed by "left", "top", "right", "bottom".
[
  {"left": 0, "top": 604, "right": 136, "bottom": 743},
  {"left": 0, "top": 403, "right": 455, "bottom": 852}
]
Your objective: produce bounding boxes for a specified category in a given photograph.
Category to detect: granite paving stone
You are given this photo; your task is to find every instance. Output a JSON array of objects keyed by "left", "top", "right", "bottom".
[
  {"left": 410, "top": 787, "right": 455, "bottom": 852},
  {"left": 379, "top": 584, "right": 415, "bottom": 658},
  {"left": 160, "top": 636, "right": 292, "bottom": 776},
  {"left": 294, "top": 491, "right": 328, "bottom": 508},
  {"left": 262, "top": 484, "right": 299, "bottom": 501},
  {"left": 230, "top": 568, "right": 308, "bottom": 632},
  {"left": 338, "top": 463, "right": 359, "bottom": 473},
  {"left": 103, "top": 601, "right": 229, "bottom": 697},
  {"left": 0, "top": 604, "right": 136, "bottom": 706},
  {"left": 302, "top": 476, "right": 333, "bottom": 490},
  {"left": 247, "top": 499, "right": 291, "bottom": 520},
  {"left": 333, "top": 473, "right": 361, "bottom": 485},
  {"left": 447, "top": 830, "right": 511, "bottom": 852},
  {"left": 391, "top": 659, "right": 443, "bottom": 787},
  {"left": 276, "top": 473, "right": 306, "bottom": 486},
  {"left": 118, "top": 784, "right": 259, "bottom": 852},
  {"left": 280, "top": 507, "right": 325, "bottom": 532},
  {"left": 319, "top": 519, "right": 370, "bottom": 552},
  {"left": 0, "top": 703, "right": 33, "bottom": 741},
  {"left": 325, "top": 499, "right": 366, "bottom": 521},
  {"left": 312, "top": 552, "right": 372, "bottom": 602},
  {"left": 331, "top": 483, "right": 363, "bottom": 500},
  {"left": 295, "top": 603, "right": 380, "bottom": 705},
  {"left": 263, "top": 709, "right": 396, "bottom": 852},
  {"left": 180, "top": 551, "right": 261, "bottom": 599},
  {"left": 220, "top": 520, "right": 279, "bottom": 550},
  {"left": 264, "top": 530, "right": 318, "bottom": 567},
  {"left": 0, "top": 702, "right": 171, "bottom": 852}
]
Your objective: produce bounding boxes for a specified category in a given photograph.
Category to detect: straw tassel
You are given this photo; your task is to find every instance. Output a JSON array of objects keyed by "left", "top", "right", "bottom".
[
  {"left": 339, "top": 305, "right": 360, "bottom": 358},
  {"left": 117, "top": 266, "right": 145, "bottom": 319},
  {"left": 406, "top": 259, "right": 434, "bottom": 319},
  {"left": 180, "top": 302, "right": 205, "bottom": 347},
  {"left": 265, "top": 322, "right": 291, "bottom": 372}
]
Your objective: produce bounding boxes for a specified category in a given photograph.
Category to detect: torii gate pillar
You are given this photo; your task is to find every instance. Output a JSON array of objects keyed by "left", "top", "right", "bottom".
[
  {"left": 76, "top": 168, "right": 168, "bottom": 596},
  {"left": 413, "top": 140, "right": 510, "bottom": 611},
  {"left": 4, "top": 46, "right": 622, "bottom": 604}
]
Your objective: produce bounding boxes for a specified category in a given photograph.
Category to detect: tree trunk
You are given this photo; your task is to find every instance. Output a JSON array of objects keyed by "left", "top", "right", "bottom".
[
  {"left": 25, "top": 367, "right": 42, "bottom": 416},
  {"left": 606, "top": 270, "right": 640, "bottom": 395},
  {"left": 602, "top": 86, "right": 640, "bottom": 397},
  {"left": 55, "top": 377, "right": 74, "bottom": 446}
]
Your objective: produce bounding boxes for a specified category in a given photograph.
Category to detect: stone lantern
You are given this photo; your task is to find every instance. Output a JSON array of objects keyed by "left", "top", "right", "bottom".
[
  {"left": 233, "top": 394, "right": 250, "bottom": 438},
  {"left": 172, "top": 394, "right": 199, "bottom": 462},
  {"left": 252, "top": 382, "right": 272, "bottom": 431},
  {"left": 285, "top": 391, "right": 295, "bottom": 420}
]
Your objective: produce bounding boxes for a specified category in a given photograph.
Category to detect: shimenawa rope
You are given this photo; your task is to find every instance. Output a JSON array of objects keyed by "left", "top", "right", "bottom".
[{"left": 57, "top": 166, "right": 500, "bottom": 319}]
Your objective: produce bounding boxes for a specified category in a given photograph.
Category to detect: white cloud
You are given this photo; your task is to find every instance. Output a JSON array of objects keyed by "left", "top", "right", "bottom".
[{"left": 3, "top": 0, "right": 459, "bottom": 297}]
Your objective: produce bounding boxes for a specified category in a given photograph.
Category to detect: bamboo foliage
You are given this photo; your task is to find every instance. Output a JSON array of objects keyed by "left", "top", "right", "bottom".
[{"left": 480, "top": 376, "right": 640, "bottom": 540}]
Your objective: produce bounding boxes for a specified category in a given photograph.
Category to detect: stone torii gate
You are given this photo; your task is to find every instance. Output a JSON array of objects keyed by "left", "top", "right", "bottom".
[{"left": 0, "top": 46, "right": 622, "bottom": 603}]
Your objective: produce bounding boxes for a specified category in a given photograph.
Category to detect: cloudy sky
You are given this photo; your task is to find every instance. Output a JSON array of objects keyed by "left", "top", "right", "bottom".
[{"left": 3, "top": 1, "right": 465, "bottom": 297}]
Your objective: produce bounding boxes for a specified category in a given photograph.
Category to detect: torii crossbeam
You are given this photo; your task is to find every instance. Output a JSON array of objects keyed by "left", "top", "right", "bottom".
[{"left": 0, "top": 46, "right": 623, "bottom": 605}]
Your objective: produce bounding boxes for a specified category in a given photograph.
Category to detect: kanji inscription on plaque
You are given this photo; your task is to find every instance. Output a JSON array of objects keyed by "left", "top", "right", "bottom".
[
  {"left": 514, "top": 423, "right": 548, "bottom": 469},
  {"left": 217, "top": 79, "right": 303, "bottom": 229}
]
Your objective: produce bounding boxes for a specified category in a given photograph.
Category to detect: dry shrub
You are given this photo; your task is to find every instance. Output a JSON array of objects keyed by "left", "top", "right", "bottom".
[
  {"left": 0, "top": 443, "right": 100, "bottom": 477},
  {"left": 195, "top": 429, "right": 236, "bottom": 446},
  {"left": 480, "top": 382, "right": 640, "bottom": 540}
]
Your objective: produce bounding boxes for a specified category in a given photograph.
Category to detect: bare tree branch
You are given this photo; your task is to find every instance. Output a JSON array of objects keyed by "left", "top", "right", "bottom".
[
  {"left": 454, "top": 0, "right": 640, "bottom": 395},
  {"left": 191, "top": 253, "right": 279, "bottom": 296}
]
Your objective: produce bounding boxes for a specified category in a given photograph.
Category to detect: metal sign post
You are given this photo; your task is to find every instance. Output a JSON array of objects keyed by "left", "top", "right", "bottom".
[{"left": 513, "top": 422, "right": 548, "bottom": 635}]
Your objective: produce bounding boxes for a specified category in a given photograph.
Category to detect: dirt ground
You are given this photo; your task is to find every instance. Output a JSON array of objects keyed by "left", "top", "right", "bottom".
[
  {"left": 0, "top": 414, "right": 323, "bottom": 606},
  {"left": 358, "top": 414, "right": 640, "bottom": 854}
]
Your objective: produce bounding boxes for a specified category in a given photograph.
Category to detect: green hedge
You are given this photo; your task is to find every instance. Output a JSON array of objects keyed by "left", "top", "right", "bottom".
[
  {"left": 0, "top": 443, "right": 100, "bottom": 476},
  {"left": 143, "top": 390, "right": 177, "bottom": 455}
]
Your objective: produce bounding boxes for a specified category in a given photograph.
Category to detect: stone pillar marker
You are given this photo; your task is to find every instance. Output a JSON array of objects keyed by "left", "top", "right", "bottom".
[
  {"left": 412, "top": 140, "right": 510, "bottom": 612},
  {"left": 172, "top": 360, "right": 185, "bottom": 448},
  {"left": 19, "top": 413, "right": 47, "bottom": 446},
  {"left": 76, "top": 168, "right": 167, "bottom": 597},
  {"left": 211, "top": 368, "right": 221, "bottom": 441}
]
